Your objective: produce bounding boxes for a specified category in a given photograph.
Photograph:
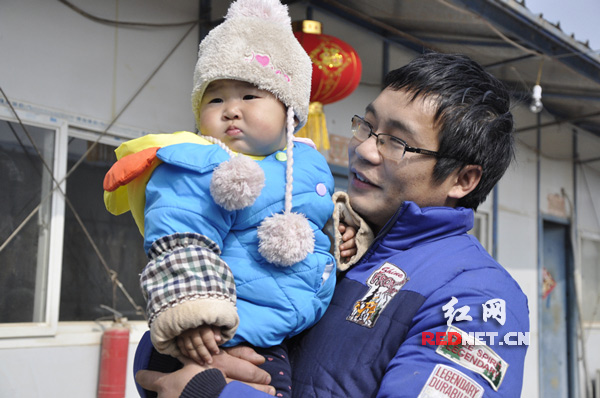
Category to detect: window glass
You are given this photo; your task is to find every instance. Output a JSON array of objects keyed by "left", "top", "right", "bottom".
[
  {"left": 581, "top": 237, "right": 600, "bottom": 323},
  {"left": 59, "top": 137, "right": 146, "bottom": 321},
  {"left": 0, "top": 121, "right": 54, "bottom": 323},
  {"left": 329, "top": 163, "right": 349, "bottom": 193},
  {"left": 470, "top": 211, "right": 490, "bottom": 253}
]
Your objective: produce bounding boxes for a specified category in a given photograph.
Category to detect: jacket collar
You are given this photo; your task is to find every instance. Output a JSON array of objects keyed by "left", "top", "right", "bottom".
[{"left": 373, "top": 201, "right": 474, "bottom": 252}]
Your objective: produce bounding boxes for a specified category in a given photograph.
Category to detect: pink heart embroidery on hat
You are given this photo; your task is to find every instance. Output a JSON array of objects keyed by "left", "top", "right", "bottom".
[
  {"left": 255, "top": 54, "right": 270, "bottom": 67},
  {"left": 243, "top": 52, "right": 290, "bottom": 83}
]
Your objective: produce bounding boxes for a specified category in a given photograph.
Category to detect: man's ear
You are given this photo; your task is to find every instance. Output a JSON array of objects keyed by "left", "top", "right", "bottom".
[{"left": 448, "top": 165, "right": 482, "bottom": 200}]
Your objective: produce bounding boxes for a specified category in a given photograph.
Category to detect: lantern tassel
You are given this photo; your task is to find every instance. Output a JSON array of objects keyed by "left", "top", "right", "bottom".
[{"left": 296, "top": 102, "right": 330, "bottom": 151}]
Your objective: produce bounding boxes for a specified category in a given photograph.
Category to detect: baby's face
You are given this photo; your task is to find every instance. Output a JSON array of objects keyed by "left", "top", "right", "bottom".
[{"left": 198, "top": 79, "right": 288, "bottom": 156}]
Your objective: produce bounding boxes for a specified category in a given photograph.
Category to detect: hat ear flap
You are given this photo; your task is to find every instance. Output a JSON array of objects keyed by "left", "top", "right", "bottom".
[{"left": 258, "top": 107, "right": 314, "bottom": 266}]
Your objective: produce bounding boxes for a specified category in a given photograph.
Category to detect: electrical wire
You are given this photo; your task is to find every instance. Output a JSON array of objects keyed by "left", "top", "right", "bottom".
[
  {"left": 436, "top": 0, "right": 543, "bottom": 57},
  {"left": 513, "top": 134, "right": 579, "bottom": 162},
  {"left": 534, "top": 59, "right": 544, "bottom": 86},
  {"left": 58, "top": 0, "right": 198, "bottom": 28}
]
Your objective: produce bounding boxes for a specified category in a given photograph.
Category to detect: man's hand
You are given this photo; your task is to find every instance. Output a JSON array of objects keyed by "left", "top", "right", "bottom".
[
  {"left": 214, "top": 346, "right": 275, "bottom": 395},
  {"left": 136, "top": 357, "right": 208, "bottom": 398},
  {"left": 136, "top": 346, "right": 275, "bottom": 397}
]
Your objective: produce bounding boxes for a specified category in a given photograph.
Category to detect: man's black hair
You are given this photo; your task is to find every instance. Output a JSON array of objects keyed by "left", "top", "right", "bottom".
[{"left": 384, "top": 52, "right": 515, "bottom": 210}]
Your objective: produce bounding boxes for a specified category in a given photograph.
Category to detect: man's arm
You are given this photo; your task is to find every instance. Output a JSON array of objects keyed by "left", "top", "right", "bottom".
[{"left": 376, "top": 268, "right": 529, "bottom": 397}]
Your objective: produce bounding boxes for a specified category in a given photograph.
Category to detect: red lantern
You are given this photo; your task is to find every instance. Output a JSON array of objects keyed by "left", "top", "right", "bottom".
[{"left": 294, "top": 20, "right": 362, "bottom": 150}]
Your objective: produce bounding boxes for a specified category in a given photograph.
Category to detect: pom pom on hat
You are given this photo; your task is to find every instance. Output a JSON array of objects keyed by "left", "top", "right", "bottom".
[
  {"left": 257, "top": 212, "right": 314, "bottom": 267},
  {"left": 210, "top": 155, "right": 265, "bottom": 211},
  {"left": 226, "top": 0, "right": 291, "bottom": 23}
]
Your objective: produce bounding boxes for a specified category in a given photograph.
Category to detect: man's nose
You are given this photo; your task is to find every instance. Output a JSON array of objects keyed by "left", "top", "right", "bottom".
[{"left": 353, "top": 135, "right": 382, "bottom": 164}]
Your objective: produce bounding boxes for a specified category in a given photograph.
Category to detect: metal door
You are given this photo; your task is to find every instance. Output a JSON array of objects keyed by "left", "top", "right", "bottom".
[{"left": 540, "top": 220, "right": 573, "bottom": 397}]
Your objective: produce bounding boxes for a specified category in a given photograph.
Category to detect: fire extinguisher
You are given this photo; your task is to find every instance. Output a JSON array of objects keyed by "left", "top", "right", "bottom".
[{"left": 97, "top": 313, "right": 130, "bottom": 398}]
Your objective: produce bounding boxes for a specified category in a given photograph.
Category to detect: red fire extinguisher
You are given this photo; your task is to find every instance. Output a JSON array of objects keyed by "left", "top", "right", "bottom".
[{"left": 97, "top": 317, "right": 130, "bottom": 398}]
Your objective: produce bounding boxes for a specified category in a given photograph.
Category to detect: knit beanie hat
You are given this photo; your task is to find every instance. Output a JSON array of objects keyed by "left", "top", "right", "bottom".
[
  {"left": 191, "top": 0, "right": 311, "bottom": 131},
  {"left": 196, "top": 0, "right": 315, "bottom": 267}
]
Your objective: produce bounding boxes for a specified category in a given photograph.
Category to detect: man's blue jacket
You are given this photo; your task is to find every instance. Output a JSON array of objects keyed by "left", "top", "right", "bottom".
[{"left": 204, "top": 201, "right": 529, "bottom": 397}]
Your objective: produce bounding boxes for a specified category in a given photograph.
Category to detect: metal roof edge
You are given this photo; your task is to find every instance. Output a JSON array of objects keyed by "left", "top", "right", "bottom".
[
  {"left": 450, "top": 0, "right": 600, "bottom": 84},
  {"left": 497, "top": 0, "right": 599, "bottom": 60}
]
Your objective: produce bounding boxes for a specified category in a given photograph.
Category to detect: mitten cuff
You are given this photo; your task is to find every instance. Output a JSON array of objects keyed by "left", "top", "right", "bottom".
[{"left": 331, "top": 191, "right": 374, "bottom": 271}]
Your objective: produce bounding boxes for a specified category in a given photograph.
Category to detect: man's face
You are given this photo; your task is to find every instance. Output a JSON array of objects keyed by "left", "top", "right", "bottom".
[{"left": 347, "top": 87, "right": 459, "bottom": 232}]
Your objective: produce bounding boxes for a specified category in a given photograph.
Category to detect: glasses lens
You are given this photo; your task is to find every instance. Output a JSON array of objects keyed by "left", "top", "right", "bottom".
[
  {"left": 375, "top": 134, "right": 407, "bottom": 161},
  {"left": 352, "top": 116, "right": 371, "bottom": 141},
  {"left": 351, "top": 116, "right": 409, "bottom": 160}
]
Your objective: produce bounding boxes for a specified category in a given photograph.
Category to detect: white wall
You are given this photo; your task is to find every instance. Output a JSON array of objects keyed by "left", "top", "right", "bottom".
[
  {"left": 498, "top": 141, "right": 540, "bottom": 397},
  {"left": 0, "top": 322, "right": 148, "bottom": 398},
  {"left": 1, "top": 0, "right": 198, "bottom": 136}
]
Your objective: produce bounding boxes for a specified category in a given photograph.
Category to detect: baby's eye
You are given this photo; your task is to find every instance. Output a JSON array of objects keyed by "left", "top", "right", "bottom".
[
  {"left": 243, "top": 94, "right": 258, "bottom": 100},
  {"left": 208, "top": 98, "right": 223, "bottom": 104}
]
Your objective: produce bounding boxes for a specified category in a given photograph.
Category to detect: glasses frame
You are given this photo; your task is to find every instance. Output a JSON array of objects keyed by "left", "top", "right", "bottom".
[{"left": 351, "top": 114, "right": 445, "bottom": 160}]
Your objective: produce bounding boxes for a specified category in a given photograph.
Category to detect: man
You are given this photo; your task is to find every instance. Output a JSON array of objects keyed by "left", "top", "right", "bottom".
[{"left": 136, "top": 52, "right": 529, "bottom": 398}]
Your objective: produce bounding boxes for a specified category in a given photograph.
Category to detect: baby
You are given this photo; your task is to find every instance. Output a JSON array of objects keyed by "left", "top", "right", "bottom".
[{"left": 103, "top": 0, "right": 356, "bottom": 396}]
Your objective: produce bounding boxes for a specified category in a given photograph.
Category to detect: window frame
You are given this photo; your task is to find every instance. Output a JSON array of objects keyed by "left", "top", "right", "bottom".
[
  {"left": 470, "top": 210, "right": 491, "bottom": 253},
  {"left": 0, "top": 110, "right": 68, "bottom": 338},
  {"left": 0, "top": 107, "right": 144, "bottom": 338},
  {"left": 579, "top": 230, "right": 600, "bottom": 328}
]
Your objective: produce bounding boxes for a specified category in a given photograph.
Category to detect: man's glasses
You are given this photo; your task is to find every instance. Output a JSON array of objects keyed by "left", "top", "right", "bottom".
[{"left": 351, "top": 115, "right": 445, "bottom": 161}]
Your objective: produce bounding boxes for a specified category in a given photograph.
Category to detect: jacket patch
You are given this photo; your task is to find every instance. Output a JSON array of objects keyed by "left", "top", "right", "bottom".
[
  {"left": 435, "top": 326, "right": 508, "bottom": 391},
  {"left": 346, "top": 262, "right": 408, "bottom": 328},
  {"left": 418, "top": 364, "right": 484, "bottom": 398}
]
